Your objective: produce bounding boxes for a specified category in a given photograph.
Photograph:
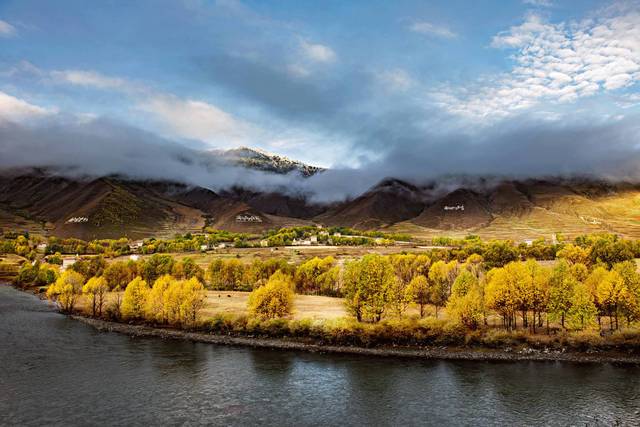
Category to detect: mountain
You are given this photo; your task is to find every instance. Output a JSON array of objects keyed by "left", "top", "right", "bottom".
[
  {"left": 0, "top": 170, "right": 311, "bottom": 239},
  {"left": 216, "top": 147, "right": 325, "bottom": 177},
  {"left": 315, "top": 179, "right": 425, "bottom": 229},
  {"left": 3, "top": 164, "right": 640, "bottom": 241}
]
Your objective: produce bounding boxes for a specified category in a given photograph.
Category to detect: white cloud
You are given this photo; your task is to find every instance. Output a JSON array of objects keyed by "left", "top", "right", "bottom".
[
  {"left": 49, "top": 67, "right": 252, "bottom": 146},
  {"left": 0, "top": 91, "right": 53, "bottom": 123},
  {"left": 137, "top": 95, "right": 247, "bottom": 145},
  {"left": 50, "top": 70, "right": 130, "bottom": 90},
  {"left": 616, "top": 92, "right": 640, "bottom": 108},
  {"left": 0, "top": 19, "right": 16, "bottom": 37},
  {"left": 437, "top": 9, "right": 640, "bottom": 120},
  {"left": 378, "top": 68, "right": 414, "bottom": 91},
  {"left": 523, "top": 0, "right": 553, "bottom": 7},
  {"left": 409, "top": 21, "right": 457, "bottom": 39},
  {"left": 300, "top": 40, "right": 337, "bottom": 63}
]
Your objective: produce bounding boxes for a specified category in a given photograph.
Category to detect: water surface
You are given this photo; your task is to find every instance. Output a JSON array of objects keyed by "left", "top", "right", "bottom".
[{"left": 1, "top": 285, "right": 639, "bottom": 426}]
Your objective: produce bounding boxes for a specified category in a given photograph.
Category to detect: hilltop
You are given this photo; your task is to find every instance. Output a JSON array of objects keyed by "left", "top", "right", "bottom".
[{"left": 216, "top": 147, "right": 325, "bottom": 177}]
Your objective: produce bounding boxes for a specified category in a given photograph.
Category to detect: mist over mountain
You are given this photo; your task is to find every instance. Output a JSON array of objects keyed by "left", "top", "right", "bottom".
[{"left": 1, "top": 113, "right": 640, "bottom": 206}]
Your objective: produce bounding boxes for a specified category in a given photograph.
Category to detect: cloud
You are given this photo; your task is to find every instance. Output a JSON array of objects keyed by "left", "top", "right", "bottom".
[
  {"left": 0, "top": 19, "right": 16, "bottom": 37},
  {"left": 409, "top": 21, "right": 457, "bottom": 39},
  {"left": 299, "top": 40, "right": 337, "bottom": 63},
  {"left": 436, "top": 8, "right": 640, "bottom": 120},
  {"left": 137, "top": 94, "right": 249, "bottom": 146},
  {"left": 377, "top": 68, "right": 414, "bottom": 92},
  {"left": 0, "top": 91, "right": 53, "bottom": 123},
  {"left": 50, "top": 70, "right": 130, "bottom": 90},
  {"left": 46, "top": 67, "right": 253, "bottom": 147},
  {"left": 522, "top": 0, "right": 553, "bottom": 7}
]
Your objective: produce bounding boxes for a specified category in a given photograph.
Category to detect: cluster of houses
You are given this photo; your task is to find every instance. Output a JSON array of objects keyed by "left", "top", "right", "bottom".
[
  {"left": 235, "top": 214, "right": 262, "bottom": 223},
  {"left": 443, "top": 205, "right": 465, "bottom": 211},
  {"left": 65, "top": 217, "right": 89, "bottom": 223}
]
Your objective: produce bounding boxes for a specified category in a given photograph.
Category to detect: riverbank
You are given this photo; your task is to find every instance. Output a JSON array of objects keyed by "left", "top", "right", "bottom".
[
  {"left": 7, "top": 282, "right": 640, "bottom": 364},
  {"left": 73, "top": 315, "right": 640, "bottom": 364}
]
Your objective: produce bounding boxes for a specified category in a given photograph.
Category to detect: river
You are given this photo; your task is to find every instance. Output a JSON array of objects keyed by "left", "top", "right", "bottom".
[{"left": 1, "top": 285, "right": 639, "bottom": 426}]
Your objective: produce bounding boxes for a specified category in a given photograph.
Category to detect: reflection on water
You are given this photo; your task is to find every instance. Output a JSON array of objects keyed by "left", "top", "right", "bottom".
[{"left": 1, "top": 285, "right": 639, "bottom": 426}]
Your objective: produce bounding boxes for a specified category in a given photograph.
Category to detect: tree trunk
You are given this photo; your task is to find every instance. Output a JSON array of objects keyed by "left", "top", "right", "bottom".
[
  {"left": 419, "top": 304, "right": 425, "bottom": 318},
  {"left": 532, "top": 310, "right": 536, "bottom": 334}
]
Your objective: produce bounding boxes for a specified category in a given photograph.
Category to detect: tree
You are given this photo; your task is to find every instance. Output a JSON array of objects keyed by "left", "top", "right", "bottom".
[
  {"left": 447, "top": 283, "right": 483, "bottom": 329},
  {"left": 483, "top": 240, "right": 518, "bottom": 269},
  {"left": 406, "top": 275, "right": 429, "bottom": 317},
  {"left": 556, "top": 244, "right": 590, "bottom": 265},
  {"left": 613, "top": 261, "right": 640, "bottom": 325},
  {"left": 140, "top": 254, "right": 175, "bottom": 284},
  {"left": 428, "top": 260, "right": 458, "bottom": 318},
  {"left": 145, "top": 274, "right": 174, "bottom": 323},
  {"left": 46, "top": 270, "right": 85, "bottom": 312},
  {"left": 597, "top": 270, "right": 627, "bottom": 330},
  {"left": 103, "top": 261, "right": 134, "bottom": 290},
  {"left": 548, "top": 261, "right": 575, "bottom": 329},
  {"left": 173, "top": 257, "right": 204, "bottom": 282},
  {"left": 207, "top": 259, "right": 245, "bottom": 290},
  {"left": 121, "top": 277, "right": 149, "bottom": 320},
  {"left": 295, "top": 256, "right": 336, "bottom": 295},
  {"left": 82, "top": 276, "right": 108, "bottom": 316},
  {"left": 343, "top": 254, "right": 394, "bottom": 322},
  {"left": 178, "top": 277, "right": 206, "bottom": 326},
  {"left": 486, "top": 266, "right": 518, "bottom": 330},
  {"left": 247, "top": 271, "right": 294, "bottom": 319},
  {"left": 568, "top": 282, "right": 598, "bottom": 330}
]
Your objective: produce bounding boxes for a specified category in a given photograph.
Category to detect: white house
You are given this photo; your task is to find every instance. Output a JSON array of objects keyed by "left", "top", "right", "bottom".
[
  {"left": 61, "top": 258, "right": 77, "bottom": 271},
  {"left": 129, "top": 254, "right": 140, "bottom": 261},
  {"left": 310, "top": 235, "right": 318, "bottom": 244}
]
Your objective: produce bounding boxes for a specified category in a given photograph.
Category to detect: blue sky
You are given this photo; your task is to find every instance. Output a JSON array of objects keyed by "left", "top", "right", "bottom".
[{"left": 0, "top": 0, "right": 639, "bottom": 178}]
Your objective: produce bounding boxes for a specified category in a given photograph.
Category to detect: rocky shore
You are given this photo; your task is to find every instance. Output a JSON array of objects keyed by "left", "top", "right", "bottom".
[{"left": 73, "top": 316, "right": 640, "bottom": 365}]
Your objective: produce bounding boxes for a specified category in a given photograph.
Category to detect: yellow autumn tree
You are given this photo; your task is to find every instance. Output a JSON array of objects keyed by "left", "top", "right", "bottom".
[
  {"left": 178, "top": 277, "right": 206, "bottom": 327},
  {"left": 248, "top": 270, "right": 294, "bottom": 319},
  {"left": 46, "top": 270, "right": 85, "bottom": 312},
  {"left": 144, "top": 274, "right": 174, "bottom": 323},
  {"left": 406, "top": 275, "right": 430, "bottom": 318},
  {"left": 597, "top": 270, "right": 627, "bottom": 330},
  {"left": 121, "top": 277, "right": 149, "bottom": 320},
  {"left": 82, "top": 276, "right": 108, "bottom": 316},
  {"left": 447, "top": 270, "right": 483, "bottom": 329}
]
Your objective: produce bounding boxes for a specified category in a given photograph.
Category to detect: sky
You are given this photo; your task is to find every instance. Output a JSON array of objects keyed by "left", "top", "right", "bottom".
[{"left": 1, "top": 0, "right": 640, "bottom": 200}]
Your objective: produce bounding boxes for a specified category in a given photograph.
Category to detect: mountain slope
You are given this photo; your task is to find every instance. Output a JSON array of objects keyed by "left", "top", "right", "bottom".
[
  {"left": 0, "top": 172, "right": 311, "bottom": 239},
  {"left": 315, "top": 178, "right": 425, "bottom": 229}
]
